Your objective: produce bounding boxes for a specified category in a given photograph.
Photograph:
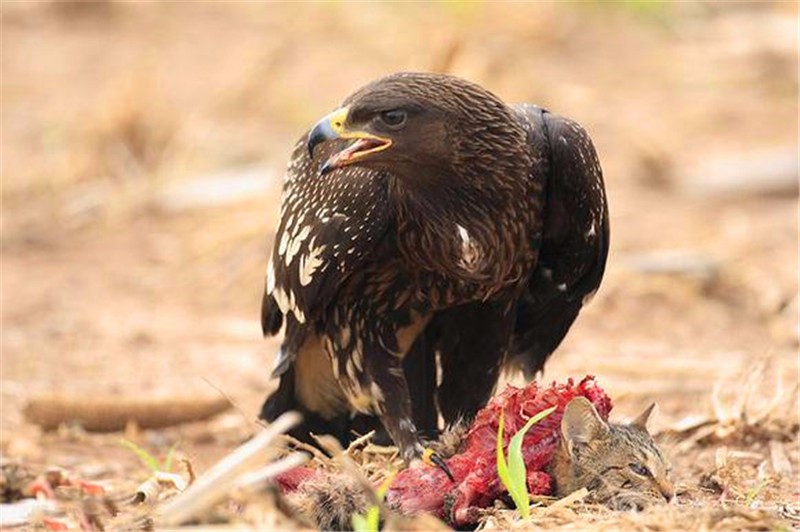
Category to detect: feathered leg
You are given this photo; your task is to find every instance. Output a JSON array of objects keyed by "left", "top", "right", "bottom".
[
  {"left": 403, "top": 328, "right": 439, "bottom": 439},
  {"left": 363, "top": 351, "right": 451, "bottom": 479},
  {"left": 327, "top": 313, "right": 452, "bottom": 480},
  {"left": 437, "top": 302, "right": 515, "bottom": 425}
]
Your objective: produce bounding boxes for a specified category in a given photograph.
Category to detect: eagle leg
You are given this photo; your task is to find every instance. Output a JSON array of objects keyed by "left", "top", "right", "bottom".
[
  {"left": 403, "top": 328, "right": 439, "bottom": 439},
  {"left": 364, "top": 354, "right": 454, "bottom": 481},
  {"left": 436, "top": 302, "right": 515, "bottom": 425}
]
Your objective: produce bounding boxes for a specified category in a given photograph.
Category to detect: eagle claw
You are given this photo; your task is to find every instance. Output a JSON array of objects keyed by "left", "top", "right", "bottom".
[{"left": 423, "top": 447, "right": 455, "bottom": 482}]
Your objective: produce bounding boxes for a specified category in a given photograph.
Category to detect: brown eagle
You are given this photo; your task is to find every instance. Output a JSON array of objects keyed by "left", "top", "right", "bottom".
[{"left": 260, "top": 73, "right": 608, "bottom": 477}]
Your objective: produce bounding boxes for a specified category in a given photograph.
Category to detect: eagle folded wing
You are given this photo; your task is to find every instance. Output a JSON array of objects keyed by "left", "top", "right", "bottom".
[
  {"left": 261, "top": 137, "right": 391, "bottom": 367},
  {"left": 508, "top": 107, "right": 609, "bottom": 377}
]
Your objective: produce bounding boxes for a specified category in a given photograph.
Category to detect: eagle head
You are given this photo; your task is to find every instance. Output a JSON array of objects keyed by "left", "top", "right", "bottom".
[{"left": 306, "top": 72, "right": 530, "bottom": 189}]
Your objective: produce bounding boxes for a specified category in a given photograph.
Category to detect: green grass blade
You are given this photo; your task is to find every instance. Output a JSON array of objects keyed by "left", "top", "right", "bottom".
[
  {"left": 119, "top": 438, "right": 161, "bottom": 473},
  {"left": 376, "top": 471, "right": 396, "bottom": 499},
  {"left": 506, "top": 406, "right": 557, "bottom": 519},
  {"left": 352, "top": 505, "right": 380, "bottom": 532},
  {"left": 163, "top": 441, "right": 180, "bottom": 472},
  {"left": 496, "top": 412, "right": 524, "bottom": 514},
  {"left": 351, "top": 471, "right": 394, "bottom": 531},
  {"left": 366, "top": 506, "right": 380, "bottom": 531},
  {"left": 352, "top": 513, "right": 370, "bottom": 532},
  {"left": 496, "top": 406, "right": 558, "bottom": 520},
  {"left": 745, "top": 478, "right": 770, "bottom": 505}
]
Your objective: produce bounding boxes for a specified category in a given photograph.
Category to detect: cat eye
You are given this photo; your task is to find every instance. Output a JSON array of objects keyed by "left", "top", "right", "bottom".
[
  {"left": 629, "top": 463, "right": 651, "bottom": 477},
  {"left": 379, "top": 109, "right": 408, "bottom": 129}
]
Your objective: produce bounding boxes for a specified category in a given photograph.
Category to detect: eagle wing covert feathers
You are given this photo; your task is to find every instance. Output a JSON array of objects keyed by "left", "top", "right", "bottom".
[
  {"left": 261, "top": 137, "right": 392, "bottom": 376},
  {"left": 258, "top": 73, "right": 609, "bottom": 477},
  {"left": 507, "top": 105, "right": 609, "bottom": 378}
]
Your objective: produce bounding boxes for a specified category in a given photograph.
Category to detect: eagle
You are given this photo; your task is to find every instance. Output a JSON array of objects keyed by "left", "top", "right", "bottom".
[{"left": 259, "top": 72, "right": 608, "bottom": 478}]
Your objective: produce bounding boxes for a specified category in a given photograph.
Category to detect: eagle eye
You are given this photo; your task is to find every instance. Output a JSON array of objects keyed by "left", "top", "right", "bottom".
[{"left": 379, "top": 109, "right": 407, "bottom": 130}]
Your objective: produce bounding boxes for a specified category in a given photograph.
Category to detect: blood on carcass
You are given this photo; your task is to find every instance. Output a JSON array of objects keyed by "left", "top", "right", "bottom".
[{"left": 277, "top": 376, "right": 612, "bottom": 527}]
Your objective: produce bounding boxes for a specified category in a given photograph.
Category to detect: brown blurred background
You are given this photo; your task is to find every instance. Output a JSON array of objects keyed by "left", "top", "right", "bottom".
[{"left": 1, "top": 1, "right": 797, "bottom": 473}]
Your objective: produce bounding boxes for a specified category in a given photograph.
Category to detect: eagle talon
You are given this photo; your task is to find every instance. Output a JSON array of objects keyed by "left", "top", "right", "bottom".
[
  {"left": 423, "top": 447, "right": 455, "bottom": 482},
  {"left": 319, "top": 160, "right": 335, "bottom": 176}
]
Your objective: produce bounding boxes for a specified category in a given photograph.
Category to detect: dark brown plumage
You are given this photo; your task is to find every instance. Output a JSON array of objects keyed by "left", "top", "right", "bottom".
[{"left": 259, "top": 72, "right": 609, "bottom": 471}]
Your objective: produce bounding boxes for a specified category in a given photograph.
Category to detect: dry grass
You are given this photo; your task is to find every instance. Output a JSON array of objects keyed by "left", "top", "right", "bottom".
[
  {"left": 1, "top": 370, "right": 796, "bottom": 530},
  {"left": 480, "top": 504, "right": 792, "bottom": 532},
  {"left": 73, "top": 76, "right": 178, "bottom": 185}
]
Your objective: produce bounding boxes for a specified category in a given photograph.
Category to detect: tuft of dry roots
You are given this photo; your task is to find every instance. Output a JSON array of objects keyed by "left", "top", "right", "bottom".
[{"left": 662, "top": 358, "right": 798, "bottom": 449}]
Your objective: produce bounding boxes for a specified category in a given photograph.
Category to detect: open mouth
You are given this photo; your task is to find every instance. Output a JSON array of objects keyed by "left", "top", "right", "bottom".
[
  {"left": 319, "top": 136, "right": 392, "bottom": 175},
  {"left": 329, "top": 137, "right": 392, "bottom": 167},
  {"left": 307, "top": 107, "right": 394, "bottom": 175}
]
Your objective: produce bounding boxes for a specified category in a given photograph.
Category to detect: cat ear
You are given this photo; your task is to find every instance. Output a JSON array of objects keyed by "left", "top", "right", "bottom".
[
  {"left": 561, "top": 397, "right": 609, "bottom": 450},
  {"left": 631, "top": 403, "right": 656, "bottom": 430}
]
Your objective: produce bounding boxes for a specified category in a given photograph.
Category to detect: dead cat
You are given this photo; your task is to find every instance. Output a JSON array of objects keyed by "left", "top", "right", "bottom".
[
  {"left": 276, "top": 377, "right": 674, "bottom": 529},
  {"left": 549, "top": 396, "right": 674, "bottom": 510}
]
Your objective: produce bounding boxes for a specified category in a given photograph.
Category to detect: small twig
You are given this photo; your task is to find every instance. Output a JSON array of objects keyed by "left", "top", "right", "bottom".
[
  {"left": 769, "top": 441, "right": 793, "bottom": 476},
  {"left": 134, "top": 471, "right": 188, "bottom": 504},
  {"left": 752, "top": 376, "right": 797, "bottom": 426},
  {"left": 278, "top": 434, "right": 330, "bottom": 464},
  {"left": 24, "top": 394, "right": 231, "bottom": 432},
  {"left": 711, "top": 379, "right": 728, "bottom": 423},
  {"left": 528, "top": 494, "right": 557, "bottom": 505},
  {"left": 201, "top": 377, "right": 255, "bottom": 425},
  {"left": 235, "top": 452, "right": 309, "bottom": 492},
  {"left": 346, "top": 430, "right": 376, "bottom": 455},
  {"left": 181, "top": 458, "right": 196, "bottom": 486},
  {"left": 363, "top": 443, "right": 400, "bottom": 456},
  {"left": 738, "top": 360, "right": 766, "bottom": 423},
  {"left": 157, "top": 412, "right": 300, "bottom": 527},
  {"left": 537, "top": 488, "right": 589, "bottom": 516}
]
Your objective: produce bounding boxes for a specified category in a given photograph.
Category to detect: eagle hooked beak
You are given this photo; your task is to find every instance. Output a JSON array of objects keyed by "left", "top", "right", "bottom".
[{"left": 307, "top": 107, "right": 392, "bottom": 175}]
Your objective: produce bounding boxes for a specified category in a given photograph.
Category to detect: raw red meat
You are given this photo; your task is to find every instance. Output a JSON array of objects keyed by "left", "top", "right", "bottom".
[
  {"left": 387, "top": 376, "right": 611, "bottom": 525},
  {"left": 277, "top": 376, "right": 612, "bottom": 527}
]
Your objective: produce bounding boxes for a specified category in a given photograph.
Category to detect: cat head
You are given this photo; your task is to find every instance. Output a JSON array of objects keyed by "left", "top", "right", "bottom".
[{"left": 558, "top": 397, "right": 674, "bottom": 510}]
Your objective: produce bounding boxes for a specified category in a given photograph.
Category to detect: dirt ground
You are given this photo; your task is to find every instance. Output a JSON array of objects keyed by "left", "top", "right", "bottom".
[{"left": 1, "top": 2, "right": 798, "bottom": 530}]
